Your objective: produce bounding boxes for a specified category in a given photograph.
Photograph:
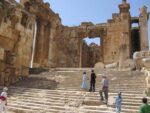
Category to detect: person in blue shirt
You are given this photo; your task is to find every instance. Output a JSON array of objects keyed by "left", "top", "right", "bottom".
[{"left": 115, "top": 92, "right": 122, "bottom": 113}]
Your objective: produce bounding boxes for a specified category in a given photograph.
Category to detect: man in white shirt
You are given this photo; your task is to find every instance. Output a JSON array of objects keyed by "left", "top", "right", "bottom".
[{"left": 99, "top": 75, "right": 109, "bottom": 105}]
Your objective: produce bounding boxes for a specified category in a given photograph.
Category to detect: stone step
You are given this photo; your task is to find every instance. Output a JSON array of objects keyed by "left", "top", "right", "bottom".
[
  {"left": 8, "top": 89, "right": 145, "bottom": 97},
  {"left": 8, "top": 91, "right": 147, "bottom": 100},
  {"left": 8, "top": 93, "right": 146, "bottom": 103},
  {"left": 8, "top": 106, "right": 37, "bottom": 113},
  {"left": 8, "top": 89, "right": 146, "bottom": 98},
  {"left": 81, "top": 106, "right": 139, "bottom": 113},
  {"left": 55, "top": 89, "right": 145, "bottom": 94},
  {"left": 6, "top": 91, "right": 144, "bottom": 112},
  {"left": 5, "top": 69, "right": 148, "bottom": 113}
]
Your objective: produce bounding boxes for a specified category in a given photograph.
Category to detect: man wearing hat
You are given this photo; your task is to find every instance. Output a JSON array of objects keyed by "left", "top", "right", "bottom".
[
  {"left": 0, "top": 87, "right": 8, "bottom": 113},
  {"left": 99, "top": 74, "right": 109, "bottom": 105}
]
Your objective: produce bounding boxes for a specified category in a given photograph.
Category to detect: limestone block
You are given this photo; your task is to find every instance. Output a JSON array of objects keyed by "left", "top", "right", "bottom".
[
  {"left": 142, "top": 57, "right": 150, "bottom": 68},
  {"left": 21, "top": 66, "right": 29, "bottom": 76},
  {"left": 0, "top": 61, "right": 5, "bottom": 72},
  {"left": 0, "top": 47, "right": 4, "bottom": 60},
  {"left": 121, "top": 59, "right": 135, "bottom": 69},
  {"left": 105, "top": 62, "right": 118, "bottom": 69},
  {"left": 15, "top": 23, "right": 24, "bottom": 32},
  {"left": 15, "top": 66, "right": 22, "bottom": 76},
  {"left": 0, "top": 22, "right": 12, "bottom": 39},
  {"left": 0, "top": 72, "right": 5, "bottom": 85},
  {"left": 5, "top": 52, "right": 16, "bottom": 65},
  {"left": 71, "top": 30, "right": 78, "bottom": 38},
  {"left": 5, "top": 73, "right": 10, "bottom": 85},
  {"left": 140, "top": 6, "right": 147, "bottom": 15},
  {"left": 133, "top": 51, "right": 150, "bottom": 70},
  {"left": 94, "top": 62, "right": 105, "bottom": 70}
]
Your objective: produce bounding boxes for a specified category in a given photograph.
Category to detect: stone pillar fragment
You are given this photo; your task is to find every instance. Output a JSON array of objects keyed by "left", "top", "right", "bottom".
[
  {"left": 139, "top": 6, "right": 149, "bottom": 50},
  {"left": 119, "top": 32, "right": 129, "bottom": 69}
]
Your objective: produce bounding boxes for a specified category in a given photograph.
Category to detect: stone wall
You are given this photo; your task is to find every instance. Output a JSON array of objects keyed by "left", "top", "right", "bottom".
[
  {"left": 0, "top": 0, "right": 35, "bottom": 85},
  {"left": 0, "top": 0, "right": 149, "bottom": 85}
]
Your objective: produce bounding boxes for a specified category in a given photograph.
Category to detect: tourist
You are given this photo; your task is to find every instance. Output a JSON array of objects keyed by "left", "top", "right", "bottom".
[
  {"left": 99, "top": 74, "right": 109, "bottom": 105},
  {"left": 81, "top": 72, "right": 89, "bottom": 91},
  {"left": 139, "top": 97, "right": 150, "bottom": 113},
  {"left": 115, "top": 92, "right": 122, "bottom": 113},
  {"left": 0, "top": 87, "right": 8, "bottom": 113},
  {"left": 89, "top": 70, "right": 96, "bottom": 92}
]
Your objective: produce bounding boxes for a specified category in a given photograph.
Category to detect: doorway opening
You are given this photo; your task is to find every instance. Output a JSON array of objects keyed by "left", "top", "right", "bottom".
[
  {"left": 80, "top": 37, "right": 102, "bottom": 67},
  {"left": 131, "top": 23, "right": 141, "bottom": 57}
]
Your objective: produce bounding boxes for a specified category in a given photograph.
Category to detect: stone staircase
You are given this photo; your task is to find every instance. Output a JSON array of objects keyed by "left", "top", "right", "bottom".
[{"left": 2, "top": 68, "right": 149, "bottom": 113}]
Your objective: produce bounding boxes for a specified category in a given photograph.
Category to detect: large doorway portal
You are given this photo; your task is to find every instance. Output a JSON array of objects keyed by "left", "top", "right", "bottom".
[
  {"left": 131, "top": 23, "right": 141, "bottom": 57},
  {"left": 81, "top": 37, "right": 102, "bottom": 67}
]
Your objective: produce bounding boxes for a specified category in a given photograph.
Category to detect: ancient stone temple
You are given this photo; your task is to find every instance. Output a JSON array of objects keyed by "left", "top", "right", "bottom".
[{"left": 0, "top": 0, "right": 149, "bottom": 85}]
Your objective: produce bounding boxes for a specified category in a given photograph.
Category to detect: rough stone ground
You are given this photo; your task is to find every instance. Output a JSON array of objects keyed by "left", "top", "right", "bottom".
[{"left": 1, "top": 68, "right": 150, "bottom": 113}]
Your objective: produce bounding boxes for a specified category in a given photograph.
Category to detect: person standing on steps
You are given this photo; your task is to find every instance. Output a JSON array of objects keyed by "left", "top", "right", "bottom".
[
  {"left": 89, "top": 70, "right": 96, "bottom": 92},
  {"left": 0, "top": 87, "right": 8, "bottom": 113},
  {"left": 99, "top": 74, "right": 109, "bottom": 105},
  {"left": 115, "top": 92, "right": 122, "bottom": 113},
  {"left": 139, "top": 97, "right": 150, "bottom": 113},
  {"left": 81, "top": 71, "right": 89, "bottom": 91}
]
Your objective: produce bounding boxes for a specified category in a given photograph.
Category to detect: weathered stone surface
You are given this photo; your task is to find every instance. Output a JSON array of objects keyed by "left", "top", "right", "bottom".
[
  {"left": 0, "top": 0, "right": 35, "bottom": 85},
  {"left": 121, "top": 59, "right": 135, "bottom": 70},
  {"left": 94, "top": 62, "right": 105, "bottom": 70},
  {"left": 0, "top": 0, "right": 149, "bottom": 85},
  {"left": 105, "top": 62, "right": 118, "bottom": 69},
  {"left": 133, "top": 51, "right": 150, "bottom": 92},
  {"left": 133, "top": 51, "right": 150, "bottom": 70}
]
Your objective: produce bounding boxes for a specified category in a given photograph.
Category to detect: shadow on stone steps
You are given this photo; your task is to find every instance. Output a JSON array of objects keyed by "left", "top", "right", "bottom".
[{"left": 11, "top": 77, "right": 58, "bottom": 90}]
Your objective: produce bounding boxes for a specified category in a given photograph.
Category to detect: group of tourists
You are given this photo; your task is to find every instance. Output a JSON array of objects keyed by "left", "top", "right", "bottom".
[
  {"left": 81, "top": 70, "right": 150, "bottom": 113},
  {"left": 81, "top": 70, "right": 109, "bottom": 103},
  {"left": 0, "top": 71, "right": 150, "bottom": 113}
]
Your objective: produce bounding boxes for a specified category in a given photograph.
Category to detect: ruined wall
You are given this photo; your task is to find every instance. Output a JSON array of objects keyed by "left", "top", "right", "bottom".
[
  {"left": 22, "top": 0, "right": 62, "bottom": 67},
  {"left": 51, "top": 23, "right": 106, "bottom": 67},
  {"left": 0, "top": 0, "right": 34, "bottom": 85},
  {"left": 22, "top": 0, "right": 149, "bottom": 68},
  {"left": 0, "top": 0, "right": 149, "bottom": 85}
]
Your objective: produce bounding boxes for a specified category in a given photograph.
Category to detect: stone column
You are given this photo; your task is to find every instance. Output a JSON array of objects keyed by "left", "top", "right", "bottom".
[
  {"left": 119, "top": 0, "right": 131, "bottom": 58},
  {"left": 100, "top": 38, "right": 104, "bottom": 62},
  {"left": 119, "top": 32, "right": 129, "bottom": 69},
  {"left": 49, "top": 37, "right": 57, "bottom": 68},
  {"left": 34, "top": 20, "right": 47, "bottom": 67},
  {"left": 48, "top": 23, "right": 60, "bottom": 68},
  {"left": 139, "top": 6, "right": 149, "bottom": 50},
  {"left": 79, "top": 39, "right": 83, "bottom": 67}
]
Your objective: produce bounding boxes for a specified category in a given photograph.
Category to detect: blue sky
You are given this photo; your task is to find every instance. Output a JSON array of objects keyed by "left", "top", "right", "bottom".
[{"left": 16, "top": 0, "right": 150, "bottom": 46}]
